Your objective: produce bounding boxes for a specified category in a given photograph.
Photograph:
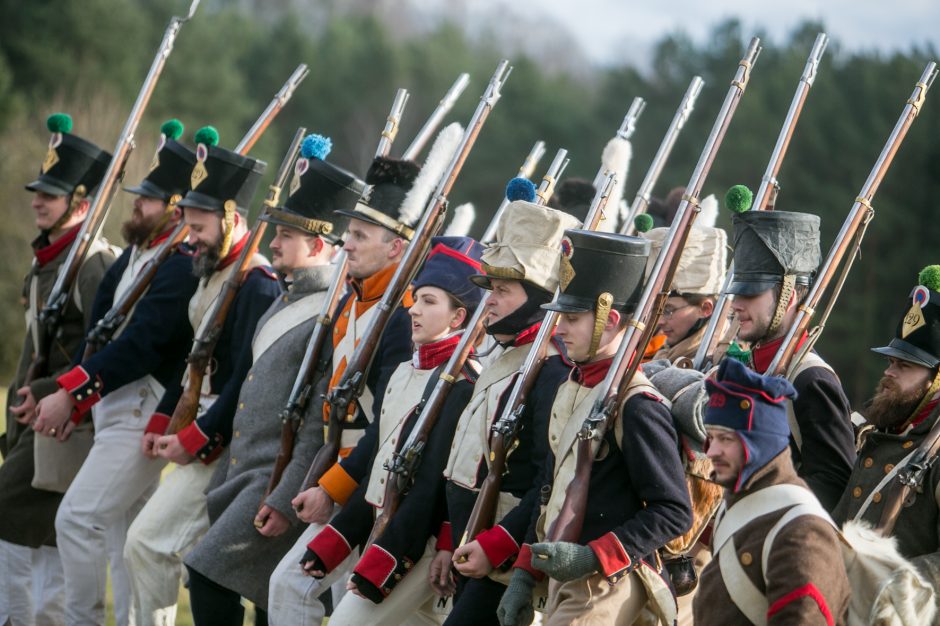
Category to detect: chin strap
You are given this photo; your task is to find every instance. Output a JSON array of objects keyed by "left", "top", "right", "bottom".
[
  {"left": 902, "top": 369, "right": 940, "bottom": 432},
  {"left": 145, "top": 193, "right": 181, "bottom": 247},
  {"left": 220, "top": 200, "right": 236, "bottom": 259},
  {"left": 767, "top": 274, "right": 795, "bottom": 336},
  {"left": 588, "top": 292, "right": 614, "bottom": 360},
  {"left": 51, "top": 184, "right": 87, "bottom": 233}
]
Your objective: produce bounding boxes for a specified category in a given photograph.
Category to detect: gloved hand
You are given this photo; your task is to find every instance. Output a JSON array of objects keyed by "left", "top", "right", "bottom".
[
  {"left": 497, "top": 569, "right": 536, "bottom": 626},
  {"left": 647, "top": 363, "right": 707, "bottom": 445},
  {"left": 530, "top": 541, "right": 599, "bottom": 582},
  {"left": 299, "top": 548, "right": 327, "bottom": 578}
]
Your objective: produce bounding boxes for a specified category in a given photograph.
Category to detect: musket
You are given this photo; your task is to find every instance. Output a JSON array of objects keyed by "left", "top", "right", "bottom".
[
  {"left": 621, "top": 76, "right": 704, "bottom": 235},
  {"left": 690, "top": 34, "right": 829, "bottom": 371},
  {"left": 481, "top": 140, "right": 546, "bottom": 243},
  {"left": 544, "top": 39, "right": 762, "bottom": 545},
  {"left": 24, "top": 0, "right": 200, "bottom": 386},
  {"left": 266, "top": 78, "right": 468, "bottom": 504},
  {"left": 167, "top": 127, "right": 307, "bottom": 435},
  {"left": 299, "top": 60, "right": 513, "bottom": 491},
  {"left": 459, "top": 103, "right": 649, "bottom": 547},
  {"left": 81, "top": 64, "right": 310, "bottom": 358},
  {"left": 366, "top": 148, "right": 570, "bottom": 547},
  {"left": 766, "top": 61, "right": 938, "bottom": 378}
]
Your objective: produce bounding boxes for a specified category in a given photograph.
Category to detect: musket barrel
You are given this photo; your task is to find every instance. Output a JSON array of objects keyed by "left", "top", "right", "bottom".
[
  {"left": 376, "top": 89, "right": 410, "bottom": 158},
  {"left": 767, "top": 61, "right": 938, "bottom": 376},
  {"left": 402, "top": 73, "right": 470, "bottom": 161}
]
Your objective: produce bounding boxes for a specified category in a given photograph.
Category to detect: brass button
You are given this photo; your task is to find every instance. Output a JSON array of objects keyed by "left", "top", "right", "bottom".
[
  {"left": 344, "top": 311, "right": 350, "bottom": 318},
  {"left": 852, "top": 486, "right": 862, "bottom": 498},
  {"left": 394, "top": 573, "right": 402, "bottom": 581},
  {"left": 740, "top": 552, "right": 753, "bottom": 566},
  {"left": 139, "top": 389, "right": 148, "bottom": 398},
  {"left": 282, "top": 295, "right": 289, "bottom": 302},
  {"left": 239, "top": 402, "right": 245, "bottom": 410},
  {"left": 247, "top": 374, "right": 253, "bottom": 382},
  {"left": 873, "top": 492, "right": 882, "bottom": 503},
  {"left": 863, "top": 457, "right": 874, "bottom": 468},
  {"left": 739, "top": 399, "right": 751, "bottom": 410},
  {"left": 391, "top": 438, "right": 396, "bottom": 445},
  {"left": 234, "top": 431, "right": 240, "bottom": 438},
  {"left": 404, "top": 561, "right": 412, "bottom": 570},
  {"left": 379, "top": 478, "right": 385, "bottom": 484},
  {"left": 231, "top": 458, "right": 237, "bottom": 465},
  {"left": 550, "top": 435, "right": 557, "bottom": 441},
  {"left": 903, "top": 441, "right": 914, "bottom": 449},
  {"left": 133, "top": 409, "right": 141, "bottom": 417},
  {"left": 884, "top": 464, "right": 895, "bottom": 474}
]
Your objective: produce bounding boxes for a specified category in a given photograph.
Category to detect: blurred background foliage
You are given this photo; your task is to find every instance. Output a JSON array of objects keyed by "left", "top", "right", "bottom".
[{"left": 0, "top": 0, "right": 938, "bottom": 406}]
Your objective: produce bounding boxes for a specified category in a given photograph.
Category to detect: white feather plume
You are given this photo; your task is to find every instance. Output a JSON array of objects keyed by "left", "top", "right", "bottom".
[
  {"left": 397, "top": 122, "right": 464, "bottom": 227},
  {"left": 444, "top": 202, "right": 475, "bottom": 237},
  {"left": 594, "top": 136, "right": 632, "bottom": 232},
  {"left": 696, "top": 194, "right": 718, "bottom": 229}
]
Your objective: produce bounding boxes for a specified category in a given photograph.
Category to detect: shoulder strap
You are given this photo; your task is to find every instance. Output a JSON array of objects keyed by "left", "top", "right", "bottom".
[
  {"left": 713, "top": 483, "right": 820, "bottom": 553},
  {"left": 784, "top": 352, "right": 834, "bottom": 450}
]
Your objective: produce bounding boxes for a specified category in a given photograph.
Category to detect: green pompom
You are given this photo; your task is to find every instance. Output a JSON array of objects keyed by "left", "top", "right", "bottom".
[
  {"left": 724, "top": 184, "right": 753, "bottom": 213},
  {"left": 160, "top": 118, "right": 184, "bottom": 140},
  {"left": 634, "top": 213, "right": 654, "bottom": 233},
  {"left": 194, "top": 125, "right": 219, "bottom": 147},
  {"left": 725, "top": 341, "right": 752, "bottom": 365},
  {"left": 46, "top": 112, "right": 73, "bottom": 134},
  {"left": 919, "top": 265, "right": 940, "bottom": 292}
]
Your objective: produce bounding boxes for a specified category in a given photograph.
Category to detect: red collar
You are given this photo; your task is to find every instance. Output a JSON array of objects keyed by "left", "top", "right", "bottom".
[
  {"left": 908, "top": 398, "right": 940, "bottom": 431},
  {"left": 513, "top": 322, "right": 544, "bottom": 347},
  {"left": 414, "top": 334, "right": 465, "bottom": 370},
  {"left": 573, "top": 357, "right": 613, "bottom": 388},
  {"left": 750, "top": 331, "right": 808, "bottom": 374},
  {"left": 147, "top": 225, "right": 175, "bottom": 249},
  {"left": 34, "top": 224, "right": 81, "bottom": 267},
  {"left": 216, "top": 232, "right": 249, "bottom": 271}
]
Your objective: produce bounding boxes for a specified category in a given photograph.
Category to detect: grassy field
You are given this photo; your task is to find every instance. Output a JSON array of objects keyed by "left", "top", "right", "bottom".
[{"left": 1, "top": 387, "right": 265, "bottom": 625}]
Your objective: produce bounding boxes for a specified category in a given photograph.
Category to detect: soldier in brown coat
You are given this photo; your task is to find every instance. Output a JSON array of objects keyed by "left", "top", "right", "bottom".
[{"left": 694, "top": 357, "right": 850, "bottom": 625}]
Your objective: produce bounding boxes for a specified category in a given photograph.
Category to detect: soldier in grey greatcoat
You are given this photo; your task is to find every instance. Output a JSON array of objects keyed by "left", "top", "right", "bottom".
[{"left": 183, "top": 134, "right": 364, "bottom": 625}]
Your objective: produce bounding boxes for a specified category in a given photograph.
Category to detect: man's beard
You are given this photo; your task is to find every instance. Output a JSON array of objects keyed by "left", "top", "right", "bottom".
[
  {"left": 191, "top": 236, "right": 223, "bottom": 279},
  {"left": 864, "top": 377, "right": 926, "bottom": 430},
  {"left": 121, "top": 210, "right": 163, "bottom": 247}
]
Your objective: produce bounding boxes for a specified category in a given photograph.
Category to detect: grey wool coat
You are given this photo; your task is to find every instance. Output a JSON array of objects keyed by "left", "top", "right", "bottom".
[{"left": 185, "top": 264, "right": 334, "bottom": 608}]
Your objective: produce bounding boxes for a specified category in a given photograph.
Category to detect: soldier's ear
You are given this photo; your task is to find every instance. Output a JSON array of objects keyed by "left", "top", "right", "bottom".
[
  {"left": 605, "top": 309, "right": 623, "bottom": 331},
  {"left": 308, "top": 235, "right": 325, "bottom": 257}
]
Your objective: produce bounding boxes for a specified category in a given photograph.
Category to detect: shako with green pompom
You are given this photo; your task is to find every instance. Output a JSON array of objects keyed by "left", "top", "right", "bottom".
[
  {"left": 872, "top": 264, "right": 940, "bottom": 369},
  {"left": 261, "top": 132, "right": 364, "bottom": 242},
  {"left": 26, "top": 112, "right": 112, "bottom": 197},
  {"left": 724, "top": 184, "right": 753, "bottom": 213},
  {"left": 125, "top": 118, "right": 196, "bottom": 202}
]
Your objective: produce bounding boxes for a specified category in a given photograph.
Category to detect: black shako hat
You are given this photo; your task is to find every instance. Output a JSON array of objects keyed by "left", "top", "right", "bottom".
[
  {"left": 26, "top": 113, "right": 111, "bottom": 197},
  {"left": 727, "top": 210, "right": 821, "bottom": 296},
  {"left": 177, "top": 127, "right": 266, "bottom": 214},
  {"left": 872, "top": 266, "right": 940, "bottom": 369},
  {"left": 125, "top": 119, "right": 196, "bottom": 202}
]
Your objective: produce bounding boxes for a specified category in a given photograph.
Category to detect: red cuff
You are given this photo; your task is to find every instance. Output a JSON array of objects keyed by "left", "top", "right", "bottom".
[
  {"left": 436, "top": 522, "right": 453, "bottom": 552},
  {"left": 177, "top": 422, "right": 209, "bottom": 456},
  {"left": 476, "top": 524, "right": 519, "bottom": 569},
  {"left": 353, "top": 544, "right": 398, "bottom": 595},
  {"left": 512, "top": 544, "right": 545, "bottom": 582},
  {"left": 588, "top": 532, "right": 633, "bottom": 581},
  {"left": 57, "top": 366, "right": 102, "bottom": 415},
  {"left": 307, "top": 524, "right": 353, "bottom": 573},
  {"left": 145, "top": 413, "right": 171, "bottom": 436}
]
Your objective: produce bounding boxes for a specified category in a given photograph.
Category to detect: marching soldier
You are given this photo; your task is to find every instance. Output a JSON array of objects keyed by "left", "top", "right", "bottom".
[
  {"left": 694, "top": 358, "right": 850, "bottom": 625},
  {"left": 436, "top": 195, "right": 578, "bottom": 626},
  {"left": 301, "top": 236, "right": 485, "bottom": 624},
  {"left": 721, "top": 201, "right": 855, "bottom": 511},
  {"left": 832, "top": 265, "right": 940, "bottom": 620},
  {"left": 267, "top": 155, "right": 419, "bottom": 624},
  {"left": 642, "top": 195, "right": 729, "bottom": 363},
  {"left": 31, "top": 119, "right": 200, "bottom": 626},
  {"left": 180, "top": 133, "right": 365, "bottom": 624},
  {"left": 0, "top": 113, "right": 115, "bottom": 626},
  {"left": 498, "top": 229, "right": 692, "bottom": 626},
  {"left": 121, "top": 127, "right": 280, "bottom": 625}
]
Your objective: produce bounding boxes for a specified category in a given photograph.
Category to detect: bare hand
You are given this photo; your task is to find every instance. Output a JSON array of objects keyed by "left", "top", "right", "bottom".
[
  {"left": 429, "top": 549, "right": 457, "bottom": 596},
  {"left": 33, "top": 388, "right": 75, "bottom": 439},
  {"left": 254, "top": 504, "right": 290, "bottom": 537},
  {"left": 291, "top": 487, "right": 334, "bottom": 524},
  {"left": 155, "top": 434, "right": 194, "bottom": 465},
  {"left": 346, "top": 578, "right": 366, "bottom": 599},
  {"left": 141, "top": 432, "right": 161, "bottom": 459},
  {"left": 453, "top": 540, "right": 493, "bottom": 578},
  {"left": 10, "top": 386, "right": 38, "bottom": 425}
]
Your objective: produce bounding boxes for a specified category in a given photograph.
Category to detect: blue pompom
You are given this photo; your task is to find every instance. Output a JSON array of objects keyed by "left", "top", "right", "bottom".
[
  {"left": 301, "top": 134, "right": 332, "bottom": 160},
  {"left": 506, "top": 177, "right": 536, "bottom": 202}
]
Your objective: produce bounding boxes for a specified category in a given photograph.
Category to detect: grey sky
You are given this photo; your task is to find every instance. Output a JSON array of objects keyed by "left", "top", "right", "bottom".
[{"left": 411, "top": 0, "right": 939, "bottom": 66}]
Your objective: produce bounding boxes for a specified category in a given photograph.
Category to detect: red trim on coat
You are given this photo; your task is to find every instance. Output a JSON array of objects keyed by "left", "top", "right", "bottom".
[
  {"left": 512, "top": 544, "right": 546, "bottom": 582},
  {"left": 34, "top": 224, "right": 81, "bottom": 267},
  {"left": 573, "top": 358, "right": 613, "bottom": 388},
  {"left": 513, "top": 322, "right": 543, "bottom": 347},
  {"left": 588, "top": 531, "right": 633, "bottom": 579},
  {"left": 177, "top": 422, "right": 210, "bottom": 457},
  {"left": 145, "top": 413, "right": 171, "bottom": 436},
  {"left": 56, "top": 365, "right": 101, "bottom": 416},
  {"left": 750, "top": 332, "right": 808, "bottom": 374},
  {"left": 766, "top": 582, "right": 834, "bottom": 626},
  {"left": 475, "top": 524, "right": 519, "bottom": 568},
  {"left": 147, "top": 226, "right": 174, "bottom": 249},
  {"left": 415, "top": 334, "right": 463, "bottom": 370},
  {"left": 307, "top": 524, "right": 353, "bottom": 573},
  {"left": 435, "top": 522, "right": 453, "bottom": 552},
  {"left": 352, "top": 544, "right": 398, "bottom": 595},
  {"left": 215, "top": 231, "right": 248, "bottom": 271}
]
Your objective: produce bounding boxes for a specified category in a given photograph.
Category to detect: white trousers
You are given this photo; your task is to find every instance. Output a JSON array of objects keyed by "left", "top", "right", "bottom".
[
  {"left": 55, "top": 380, "right": 164, "bottom": 626},
  {"left": 0, "top": 539, "right": 65, "bottom": 626},
  {"left": 329, "top": 540, "right": 448, "bottom": 626},
  {"left": 267, "top": 518, "right": 355, "bottom": 626},
  {"left": 124, "top": 461, "right": 214, "bottom": 626}
]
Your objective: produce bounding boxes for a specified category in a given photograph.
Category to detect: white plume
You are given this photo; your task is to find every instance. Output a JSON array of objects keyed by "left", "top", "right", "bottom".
[
  {"left": 444, "top": 202, "right": 475, "bottom": 236},
  {"left": 398, "top": 122, "right": 464, "bottom": 227},
  {"left": 696, "top": 194, "right": 718, "bottom": 229},
  {"left": 594, "top": 136, "right": 632, "bottom": 232}
]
